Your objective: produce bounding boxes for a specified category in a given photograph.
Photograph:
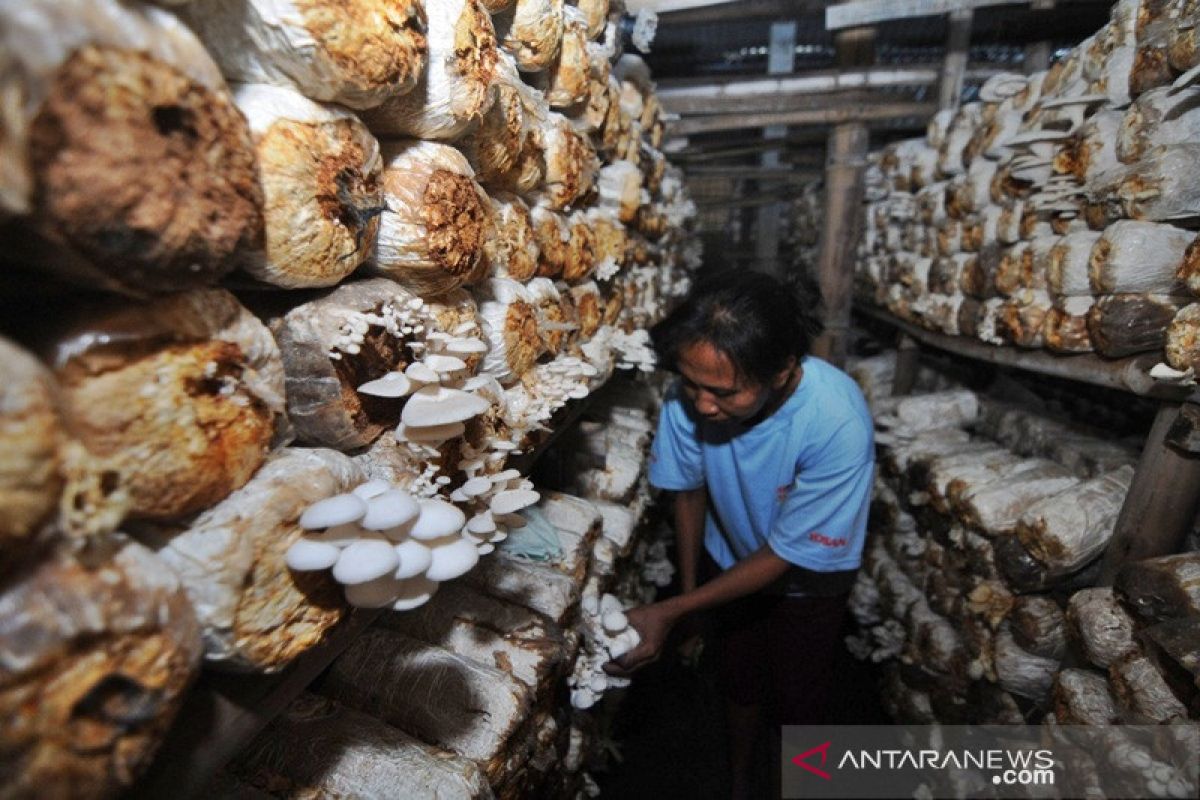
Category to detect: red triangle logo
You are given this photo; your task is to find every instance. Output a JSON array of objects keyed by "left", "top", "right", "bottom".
[{"left": 791, "top": 741, "right": 832, "bottom": 780}]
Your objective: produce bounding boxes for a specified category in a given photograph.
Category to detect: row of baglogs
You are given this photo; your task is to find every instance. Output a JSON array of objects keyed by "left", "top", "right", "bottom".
[
  {"left": 0, "top": 0, "right": 696, "bottom": 796},
  {"left": 215, "top": 377, "right": 669, "bottom": 800},
  {"left": 846, "top": 362, "right": 1200, "bottom": 798},
  {"left": 855, "top": 0, "right": 1200, "bottom": 379}
]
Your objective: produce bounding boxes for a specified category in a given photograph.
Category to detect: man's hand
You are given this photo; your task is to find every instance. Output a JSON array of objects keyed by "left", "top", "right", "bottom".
[{"left": 602, "top": 603, "right": 679, "bottom": 678}]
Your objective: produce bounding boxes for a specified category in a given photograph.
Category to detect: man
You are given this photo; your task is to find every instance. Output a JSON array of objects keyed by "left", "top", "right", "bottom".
[{"left": 606, "top": 270, "right": 874, "bottom": 798}]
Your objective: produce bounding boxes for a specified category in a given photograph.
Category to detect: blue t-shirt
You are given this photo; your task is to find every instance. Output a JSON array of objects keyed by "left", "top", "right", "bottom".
[{"left": 648, "top": 356, "right": 874, "bottom": 574}]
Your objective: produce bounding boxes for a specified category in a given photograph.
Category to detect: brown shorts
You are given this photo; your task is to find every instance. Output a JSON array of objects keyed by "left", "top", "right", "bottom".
[{"left": 703, "top": 560, "right": 850, "bottom": 724}]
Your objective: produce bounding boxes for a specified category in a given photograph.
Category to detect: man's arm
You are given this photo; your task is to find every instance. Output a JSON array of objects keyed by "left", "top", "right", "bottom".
[
  {"left": 674, "top": 488, "right": 706, "bottom": 594},
  {"left": 604, "top": 544, "right": 792, "bottom": 676}
]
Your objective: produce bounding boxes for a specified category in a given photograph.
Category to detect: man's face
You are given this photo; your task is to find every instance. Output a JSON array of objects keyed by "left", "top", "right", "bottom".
[{"left": 676, "top": 340, "right": 776, "bottom": 424}]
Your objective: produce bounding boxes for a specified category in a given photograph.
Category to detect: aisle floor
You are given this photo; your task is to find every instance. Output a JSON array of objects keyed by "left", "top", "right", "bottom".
[{"left": 594, "top": 620, "right": 889, "bottom": 800}]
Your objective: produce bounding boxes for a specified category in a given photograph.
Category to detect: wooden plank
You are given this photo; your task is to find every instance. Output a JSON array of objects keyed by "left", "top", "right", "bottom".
[
  {"left": 1099, "top": 405, "right": 1200, "bottom": 583},
  {"left": 855, "top": 304, "right": 1195, "bottom": 401},
  {"left": 657, "top": 65, "right": 1002, "bottom": 92},
  {"left": 826, "top": 0, "right": 1029, "bottom": 29},
  {"left": 893, "top": 333, "right": 921, "bottom": 395},
  {"left": 649, "top": 0, "right": 832, "bottom": 24},
  {"left": 663, "top": 84, "right": 925, "bottom": 116},
  {"left": 669, "top": 101, "right": 935, "bottom": 135}
]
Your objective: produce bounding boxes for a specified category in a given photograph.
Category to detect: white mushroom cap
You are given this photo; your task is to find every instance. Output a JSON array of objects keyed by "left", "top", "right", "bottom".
[
  {"left": 476, "top": 542, "right": 495, "bottom": 555},
  {"left": 357, "top": 371, "right": 413, "bottom": 398},
  {"left": 444, "top": 337, "right": 489, "bottom": 355},
  {"left": 489, "top": 469, "right": 522, "bottom": 483},
  {"left": 302, "top": 522, "right": 362, "bottom": 548},
  {"left": 461, "top": 476, "right": 493, "bottom": 497},
  {"left": 391, "top": 575, "right": 439, "bottom": 611},
  {"left": 285, "top": 538, "right": 341, "bottom": 571},
  {"left": 568, "top": 385, "right": 589, "bottom": 399},
  {"left": 401, "top": 385, "right": 491, "bottom": 427},
  {"left": 488, "top": 531, "right": 508, "bottom": 544},
  {"left": 332, "top": 540, "right": 400, "bottom": 585},
  {"left": 409, "top": 498, "right": 467, "bottom": 540},
  {"left": 299, "top": 493, "right": 367, "bottom": 529},
  {"left": 394, "top": 538, "right": 434, "bottom": 579},
  {"left": 361, "top": 489, "right": 420, "bottom": 531},
  {"left": 491, "top": 440, "right": 519, "bottom": 451},
  {"left": 405, "top": 362, "right": 441, "bottom": 384},
  {"left": 395, "top": 420, "right": 467, "bottom": 444},
  {"left": 602, "top": 610, "right": 628, "bottom": 633},
  {"left": 571, "top": 688, "right": 597, "bottom": 709},
  {"left": 589, "top": 674, "right": 608, "bottom": 692},
  {"left": 352, "top": 479, "right": 393, "bottom": 500},
  {"left": 600, "top": 594, "right": 624, "bottom": 614},
  {"left": 423, "top": 354, "right": 468, "bottom": 374},
  {"left": 582, "top": 594, "right": 600, "bottom": 615},
  {"left": 466, "top": 510, "right": 497, "bottom": 535},
  {"left": 425, "top": 536, "right": 481, "bottom": 581},
  {"left": 490, "top": 489, "right": 540, "bottom": 515},
  {"left": 449, "top": 488, "right": 469, "bottom": 503},
  {"left": 343, "top": 574, "right": 403, "bottom": 608}
]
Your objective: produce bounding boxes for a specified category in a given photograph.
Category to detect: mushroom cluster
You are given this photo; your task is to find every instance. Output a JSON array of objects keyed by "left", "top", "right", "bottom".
[
  {"left": 567, "top": 589, "right": 640, "bottom": 709},
  {"left": 286, "top": 475, "right": 541, "bottom": 610}
]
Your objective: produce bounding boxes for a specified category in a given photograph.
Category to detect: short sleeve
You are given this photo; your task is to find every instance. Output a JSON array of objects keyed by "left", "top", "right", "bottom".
[
  {"left": 767, "top": 419, "right": 874, "bottom": 571},
  {"left": 647, "top": 382, "right": 704, "bottom": 491}
]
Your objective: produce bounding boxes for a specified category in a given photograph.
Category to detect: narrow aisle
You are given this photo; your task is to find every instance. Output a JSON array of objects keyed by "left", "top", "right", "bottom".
[{"left": 596, "top": 615, "right": 890, "bottom": 800}]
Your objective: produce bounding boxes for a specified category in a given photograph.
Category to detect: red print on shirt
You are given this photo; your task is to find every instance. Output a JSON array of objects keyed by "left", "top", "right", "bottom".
[{"left": 809, "top": 532, "right": 847, "bottom": 548}]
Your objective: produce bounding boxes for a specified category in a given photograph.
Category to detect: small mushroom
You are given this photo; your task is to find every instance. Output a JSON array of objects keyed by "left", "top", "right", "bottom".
[
  {"left": 361, "top": 489, "right": 420, "bottom": 531},
  {"left": 423, "top": 354, "right": 468, "bottom": 374},
  {"left": 490, "top": 489, "right": 540, "bottom": 515},
  {"left": 466, "top": 510, "right": 497, "bottom": 536},
  {"left": 444, "top": 337, "right": 489, "bottom": 355},
  {"left": 332, "top": 539, "right": 400, "bottom": 585},
  {"left": 476, "top": 542, "right": 495, "bottom": 555},
  {"left": 299, "top": 493, "right": 367, "bottom": 529},
  {"left": 352, "top": 478, "right": 393, "bottom": 500},
  {"left": 357, "top": 371, "right": 413, "bottom": 398},
  {"left": 409, "top": 498, "right": 467, "bottom": 540},
  {"left": 461, "top": 476, "right": 492, "bottom": 497},
  {"left": 425, "top": 536, "right": 480, "bottom": 581},
  {"left": 401, "top": 385, "right": 491, "bottom": 427},
  {"left": 395, "top": 420, "right": 467, "bottom": 443},
  {"left": 394, "top": 538, "right": 434, "bottom": 579},
  {"left": 602, "top": 610, "right": 628, "bottom": 634},
  {"left": 285, "top": 538, "right": 341, "bottom": 571},
  {"left": 405, "top": 361, "right": 441, "bottom": 384},
  {"left": 489, "top": 468, "right": 522, "bottom": 484},
  {"left": 392, "top": 575, "right": 439, "bottom": 611}
]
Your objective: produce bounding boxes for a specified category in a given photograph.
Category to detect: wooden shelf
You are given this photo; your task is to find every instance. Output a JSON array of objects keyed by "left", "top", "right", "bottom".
[
  {"left": 130, "top": 378, "right": 614, "bottom": 800},
  {"left": 854, "top": 303, "right": 1196, "bottom": 402}
]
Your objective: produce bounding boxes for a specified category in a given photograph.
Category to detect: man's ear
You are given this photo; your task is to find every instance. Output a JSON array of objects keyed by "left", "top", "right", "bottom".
[{"left": 771, "top": 356, "right": 798, "bottom": 389}]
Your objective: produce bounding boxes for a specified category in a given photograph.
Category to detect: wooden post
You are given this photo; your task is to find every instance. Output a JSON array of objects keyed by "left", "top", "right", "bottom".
[
  {"left": 938, "top": 8, "right": 973, "bottom": 110},
  {"left": 1099, "top": 403, "right": 1200, "bottom": 583},
  {"left": 812, "top": 26, "right": 874, "bottom": 367}
]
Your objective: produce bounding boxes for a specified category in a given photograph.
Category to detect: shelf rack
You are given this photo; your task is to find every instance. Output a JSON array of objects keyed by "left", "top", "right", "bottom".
[{"left": 855, "top": 302, "right": 1200, "bottom": 586}]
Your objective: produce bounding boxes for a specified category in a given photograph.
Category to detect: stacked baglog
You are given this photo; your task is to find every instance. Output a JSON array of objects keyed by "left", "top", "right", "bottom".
[
  {"left": 846, "top": 375, "right": 1200, "bottom": 797},
  {"left": 219, "top": 373, "right": 671, "bottom": 799},
  {"left": 855, "top": 0, "right": 1200, "bottom": 386},
  {"left": 0, "top": 0, "right": 695, "bottom": 796}
]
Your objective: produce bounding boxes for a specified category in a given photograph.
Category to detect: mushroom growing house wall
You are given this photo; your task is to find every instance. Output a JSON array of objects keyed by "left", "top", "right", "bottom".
[{"left": 0, "top": 0, "right": 696, "bottom": 795}]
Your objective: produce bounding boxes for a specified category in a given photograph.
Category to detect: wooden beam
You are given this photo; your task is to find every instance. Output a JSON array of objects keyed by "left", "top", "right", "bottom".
[
  {"left": 669, "top": 101, "right": 935, "bottom": 135},
  {"left": 1099, "top": 404, "right": 1200, "bottom": 584},
  {"left": 685, "top": 166, "right": 819, "bottom": 177},
  {"left": 826, "top": 0, "right": 1029, "bottom": 29},
  {"left": 648, "top": 0, "right": 833, "bottom": 24},
  {"left": 659, "top": 68, "right": 938, "bottom": 114}
]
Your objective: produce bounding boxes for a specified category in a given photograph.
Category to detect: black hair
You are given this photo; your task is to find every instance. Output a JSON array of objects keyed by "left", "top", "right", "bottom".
[{"left": 650, "top": 269, "right": 824, "bottom": 387}]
